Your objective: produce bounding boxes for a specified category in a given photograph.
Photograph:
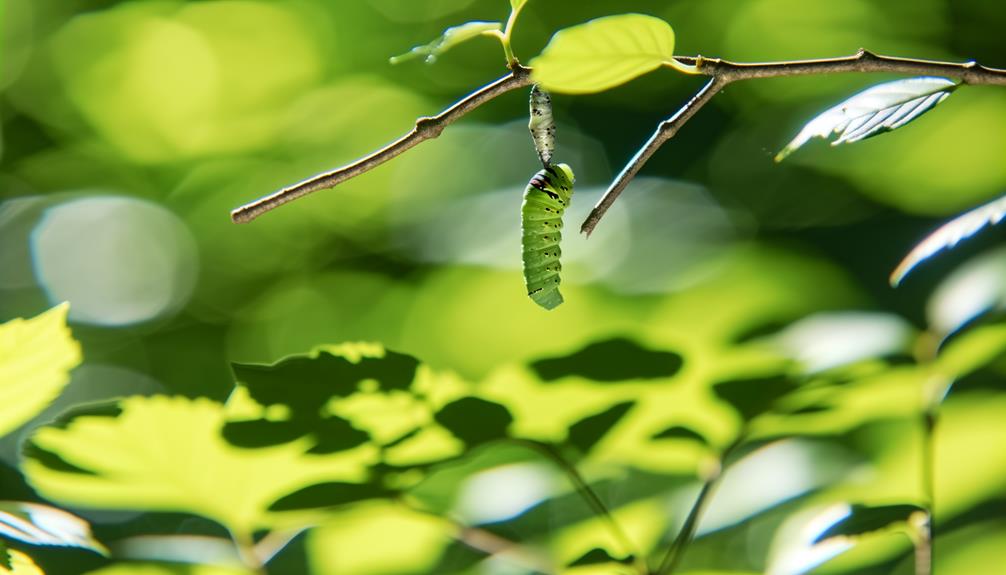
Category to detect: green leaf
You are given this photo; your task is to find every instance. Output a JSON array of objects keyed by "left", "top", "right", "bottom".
[
  {"left": 814, "top": 503, "right": 925, "bottom": 544},
  {"left": 0, "top": 303, "right": 81, "bottom": 436},
  {"left": 23, "top": 395, "right": 378, "bottom": 536},
  {"left": 936, "top": 324, "right": 1006, "bottom": 379},
  {"left": 509, "top": 0, "right": 528, "bottom": 11},
  {"left": 776, "top": 77, "right": 956, "bottom": 162},
  {"left": 529, "top": 14, "right": 680, "bottom": 94},
  {"left": 0, "top": 541, "right": 8, "bottom": 571},
  {"left": 85, "top": 565, "right": 252, "bottom": 575},
  {"left": 0, "top": 501, "right": 107, "bottom": 555},
  {"left": 0, "top": 550, "right": 44, "bottom": 575},
  {"left": 712, "top": 374, "right": 798, "bottom": 421},
  {"left": 389, "top": 21, "right": 501, "bottom": 65},
  {"left": 891, "top": 193, "right": 1006, "bottom": 287}
]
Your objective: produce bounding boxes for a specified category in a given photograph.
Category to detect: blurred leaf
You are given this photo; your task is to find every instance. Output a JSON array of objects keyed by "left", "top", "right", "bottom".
[
  {"left": 813, "top": 503, "right": 924, "bottom": 544},
  {"left": 926, "top": 246, "right": 1006, "bottom": 336},
  {"left": 434, "top": 397, "right": 513, "bottom": 447},
  {"left": 776, "top": 77, "right": 956, "bottom": 162},
  {"left": 712, "top": 375, "right": 798, "bottom": 422},
  {"left": 935, "top": 324, "right": 1006, "bottom": 379},
  {"left": 111, "top": 535, "right": 243, "bottom": 569},
  {"left": 23, "top": 396, "right": 377, "bottom": 536},
  {"left": 0, "top": 501, "right": 107, "bottom": 555},
  {"left": 84, "top": 564, "right": 252, "bottom": 575},
  {"left": 510, "top": 0, "right": 528, "bottom": 12},
  {"left": 0, "top": 542, "right": 8, "bottom": 571},
  {"left": 891, "top": 192, "right": 1006, "bottom": 286},
  {"left": 389, "top": 21, "right": 501, "bottom": 65},
  {"left": 566, "top": 401, "right": 634, "bottom": 454},
  {"left": 0, "top": 303, "right": 81, "bottom": 437},
  {"left": 530, "top": 338, "right": 684, "bottom": 382},
  {"left": 530, "top": 14, "right": 679, "bottom": 94},
  {"left": 0, "top": 550, "right": 43, "bottom": 575},
  {"left": 768, "top": 312, "right": 915, "bottom": 373}
]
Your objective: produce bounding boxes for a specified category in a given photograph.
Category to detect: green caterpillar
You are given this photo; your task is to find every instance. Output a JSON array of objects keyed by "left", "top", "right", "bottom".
[{"left": 522, "top": 163, "right": 575, "bottom": 310}]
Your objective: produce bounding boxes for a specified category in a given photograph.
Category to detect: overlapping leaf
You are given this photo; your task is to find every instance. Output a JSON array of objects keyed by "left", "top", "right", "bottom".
[
  {"left": 390, "top": 22, "right": 501, "bottom": 65},
  {"left": 530, "top": 14, "right": 686, "bottom": 94},
  {"left": 0, "top": 502, "right": 107, "bottom": 555},
  {"left": 0, "top": 550, "right": 43, "bottom": 575},
  {"left": 776, "top": 77, "right": 957, "bottom": 162},
  {"left": 0, "top": 303, "right": 81, "bottom": 436},
  {"left": 891, "top": 192, "right": 1006, "bottom": 286}
]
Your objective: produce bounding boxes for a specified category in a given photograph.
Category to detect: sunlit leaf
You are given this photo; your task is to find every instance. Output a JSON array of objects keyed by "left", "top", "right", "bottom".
[
  {"left": 0, "top": 303, "right": 81, "bottom": 436},
  {"left": 892, "top": 192, "right": 1006, "bottom": 287},
  {"left": 775, "top": 77, "right": 957, "bottom": 162},
  {"left": 935, "top": 324, "right": 1006, "bottom": 379},
  {"left": 84, "top": 564, "right": 252, "bottom": 575},
  {"left": 813, "top": 503, "right": 925, "bottom": 544},
  {"left": 0, "top": 550, "right": 44, "bottom": 575},
  {"left": 0, "top": 501, "right": 107, "bottom": 555},
  {"left": 389, "top": 21, "right": 501, "bottom": 65},
  {"left": 530, "top": 14, "right": 683, "bottom": 94},
  {"left": 23, "top": 396, "right": 378, "bottom": 536}
]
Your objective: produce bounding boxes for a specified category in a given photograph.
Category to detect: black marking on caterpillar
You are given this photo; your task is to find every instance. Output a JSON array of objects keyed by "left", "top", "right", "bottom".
[{"left": 522, "top": 163, "right": 575, "bottom": 310}]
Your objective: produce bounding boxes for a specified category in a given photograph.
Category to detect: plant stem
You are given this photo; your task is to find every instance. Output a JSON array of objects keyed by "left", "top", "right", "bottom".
[
  {"left": 580, "top": 77, "right": 725, "bottom": 237},
  {"left": 524, "top": 442, "right": 646, "bottom": 575},
  {"left": 231, "top": 65, "right": 532, "bottom": 223},
  {"left": 231, "top": 49, "right": 1006, "bottom": 224},
  {"left": 229, "top": 528, "right": 267, "bottom": 575}
]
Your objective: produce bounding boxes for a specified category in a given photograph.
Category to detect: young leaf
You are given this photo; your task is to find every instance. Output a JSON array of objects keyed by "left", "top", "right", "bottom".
[
  {"left": 891, "top": 192, "right": 1006, "bottom": 287},
  {"left": 775, "top": 77, "right": 957, "bottom": 162},
  {"left": 529, "top": 14, "right": 684, "bottom": 94},
  {"left": 0, "top": 502, "right": 107, "bottom": 556},
  {"left": 0, "top": 303, "right": 81, "bottom": 437},
  {"left": 389, "top": 21, "right": 502, "bottom": 65}
]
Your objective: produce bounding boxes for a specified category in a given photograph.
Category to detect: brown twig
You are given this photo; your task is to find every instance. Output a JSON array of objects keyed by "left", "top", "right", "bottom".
[
  {"left": 231, "top": 50, "right": 1006, "bottom": 226},
  {"left": 231, "top": 64, "right": 532, "bottom": 223}
]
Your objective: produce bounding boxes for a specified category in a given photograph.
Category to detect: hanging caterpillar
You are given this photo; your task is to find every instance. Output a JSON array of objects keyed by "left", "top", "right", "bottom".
[
  {"left": 522, "top": 163, "right": 575, "bottom": 310},
  {"left": 523, "top": 84, "right": 573, "bottom": 310}
]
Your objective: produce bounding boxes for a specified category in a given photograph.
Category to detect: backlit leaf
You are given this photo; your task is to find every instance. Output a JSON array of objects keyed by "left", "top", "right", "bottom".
[
  {"left": 0, "top": 501, "right": 107, "bottom": 555},
  {"left": 530, "top": 14, "right": 681, "bottom": 94},
  {"left": 0, "top": 303, "right": 81, "bottom": 436},
  {"left": 776, "top": 77, "right": 956, "bottom": 162},
  {"left": 23, "top": 396, "right": 377, "bottom": 536},
  {"left": 0, "top": 550, "right": 44, "bottom": 575},
  {"left": 891, "top": 192, "right": 1006, "bottom": 287},
  {"left": 389, "top": 21, "right": 501, "bottom": 65}
]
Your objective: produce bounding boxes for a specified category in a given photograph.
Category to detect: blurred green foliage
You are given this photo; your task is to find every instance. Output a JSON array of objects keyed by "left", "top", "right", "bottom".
[{"left": 3, "top": 0, "right": 1006, "bottom": 574}]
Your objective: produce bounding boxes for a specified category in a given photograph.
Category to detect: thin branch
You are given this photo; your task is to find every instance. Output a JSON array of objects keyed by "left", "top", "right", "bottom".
[
  {"left": 232, "top": 49, "right": 1006, "bottom": 225},
  {"left": 580, "top": 49, "right": 1006, "bottom": 235},
  {"left": 580, "top": 77, "right": 726, "bottom": 237},
  {"left": 231, "top": 64, "right": 532, "bottom": 223}
]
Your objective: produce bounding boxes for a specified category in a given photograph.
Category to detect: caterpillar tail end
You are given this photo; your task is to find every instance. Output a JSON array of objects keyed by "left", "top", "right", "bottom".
[{"left": 529, "top": 289, "right": 563, "bottom": 310}]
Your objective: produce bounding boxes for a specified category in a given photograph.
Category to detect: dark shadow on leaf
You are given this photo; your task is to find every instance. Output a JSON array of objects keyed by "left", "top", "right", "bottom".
[
  {"left": 434, "top": 398, "right": 513, "bottom": 447},
  {"left": 268, "top": 482, "right": 392, "bottom": 511},
  {"left": 0, "top": 540, "right": 10, "bottom": 571},
  {"left": 712, "top": 374, "right": 799, "bottom": 421},
  {"left": 233, "top": 349, "right": 419, "bottom": 409},
  {"left": 530, "top": 338, "right": 683, "bottom": 382},
  {"left": 650, "top": 425, "right": 708, "bottom": 445},
  {"left": 567, "top": 401, "right": 634, "bottom": 454},
  {"left": 568, "top": 547, "right": 632, "bottom": 567},
  {"left": 308, "top": 417, "right": 371, "bottom": 454},
  {"left": 22, "top": 443, "right": 96, "bottom": 476},
  {"left": 222, "top": 420, "right": 308, "bottom": 448}
]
